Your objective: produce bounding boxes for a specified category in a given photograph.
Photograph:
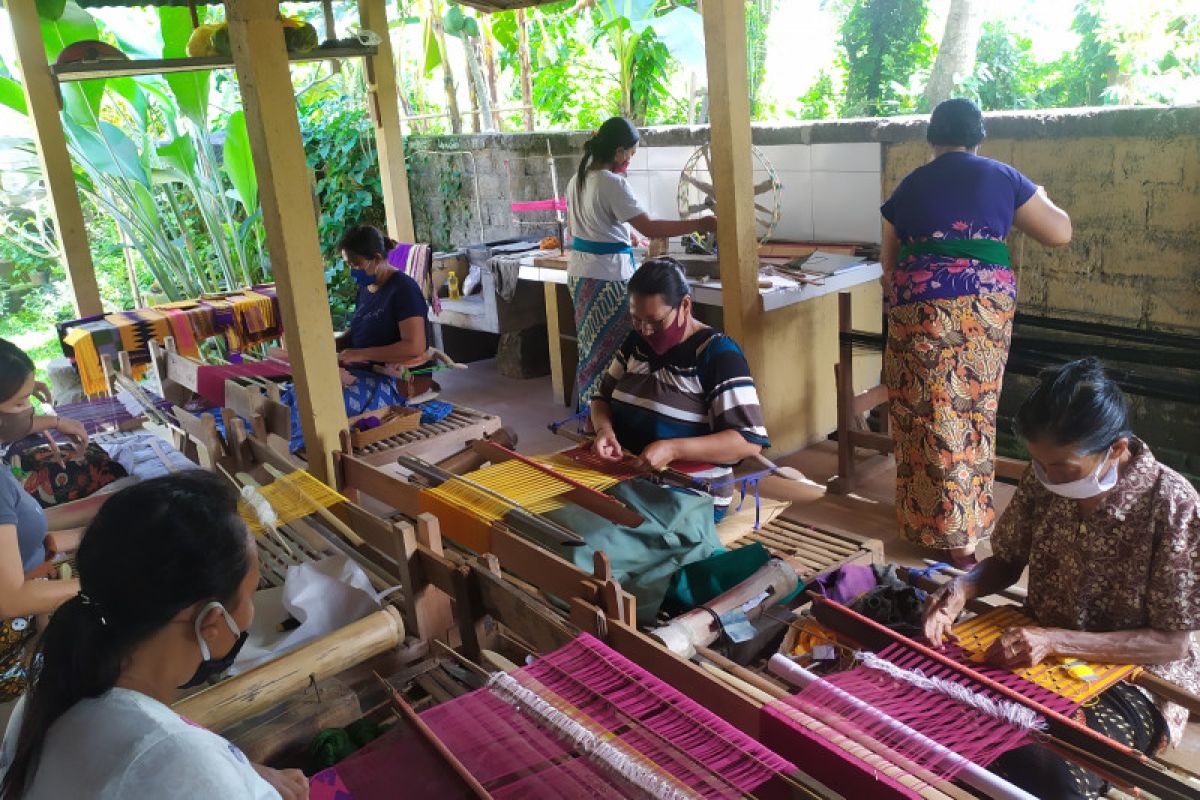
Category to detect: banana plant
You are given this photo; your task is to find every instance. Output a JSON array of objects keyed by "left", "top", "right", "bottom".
[
  {"left": 0, "top": 1, "right": 269, "bottom": 303},
  {"left": 593, "top": 0, "right": 705, "bottom": 121}
]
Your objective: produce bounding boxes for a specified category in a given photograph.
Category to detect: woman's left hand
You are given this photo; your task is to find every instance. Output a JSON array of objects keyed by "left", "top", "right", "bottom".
[
  {"left": 253, "top": 764, "right": 309, "bottom": 800},
  {"left": 337, "top": 348, "right": 360, "bottom": 366},
  {"left": 32, "top": 381, "right": 53, "bottom": 405},
  {"left": 637, "top": 440, "right": 677, "bottom": 472},
  {"left": 985, "top": 626, "right": 1056, "bottom": 669},
  {"left": 53, "top": 416, "right": 89, "bottom": 450}
]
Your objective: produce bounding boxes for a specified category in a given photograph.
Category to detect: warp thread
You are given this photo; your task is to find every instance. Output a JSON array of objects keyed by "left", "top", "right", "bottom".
[
  {"left": 855, "top": 650, "right": 1045, "bottom": 732},
  {"left": 486, "top": 671, "right": 695, "bottom": 800}
]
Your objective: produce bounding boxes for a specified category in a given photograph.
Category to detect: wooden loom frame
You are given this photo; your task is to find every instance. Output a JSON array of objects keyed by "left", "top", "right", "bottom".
[{"left": 828, "top": 291, "right": 1029, "bottom": 495}]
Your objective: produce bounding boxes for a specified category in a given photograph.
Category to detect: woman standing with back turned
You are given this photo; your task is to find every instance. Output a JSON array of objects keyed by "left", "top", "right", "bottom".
[
  {"left": 566, "top": 117, "right": 717, "bottom": 409},
  {"left": 881, "top": 98, "right": 1072, "bottom": 568}
]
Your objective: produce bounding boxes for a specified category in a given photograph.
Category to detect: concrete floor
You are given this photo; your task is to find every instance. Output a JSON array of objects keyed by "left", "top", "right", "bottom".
[{"left": 436, "top": 358, "right": 1199, "bottom": 769}]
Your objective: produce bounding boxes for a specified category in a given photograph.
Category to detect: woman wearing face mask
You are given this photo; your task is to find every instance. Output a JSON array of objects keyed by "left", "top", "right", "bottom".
[
  {"left": 0, "top": 339, "right": 87, "bottom": 452},
  {"left": 922, "top": 358, "right": 1199, "bottom": 800},
  {"left": 590, "top": 259, "right": 768, "bottom": 519},
  {"left": 0, "top": 339, "right": 106, "bottom": 704},
  {"left": 0, "top": 471, "right": 307, "bottom": 800},
  {"left": 333, "top": 225, "right": 429, "bottom": 381},
  {"left": 567, "top": 116, "right": 718, "bottom": 408}
]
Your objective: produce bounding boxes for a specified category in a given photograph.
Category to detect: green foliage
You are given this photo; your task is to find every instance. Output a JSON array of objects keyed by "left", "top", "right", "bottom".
[
  {"left": 838, "top": 0, "right": 934, "bottom": 117},
  {"left": 299, "top": 93, "right": 383, "bottom": 329},
  {"left": 796, "top": 71, "right": 839, "bottom": 119}
]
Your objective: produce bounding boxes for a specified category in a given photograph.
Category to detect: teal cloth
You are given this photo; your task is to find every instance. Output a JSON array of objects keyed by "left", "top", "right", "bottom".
[
  {"left": 660, "top": 542, "right": 771, "bottom": 617},
  {"left": 544, "top": 479, "right": 720, "bottom": 625}
]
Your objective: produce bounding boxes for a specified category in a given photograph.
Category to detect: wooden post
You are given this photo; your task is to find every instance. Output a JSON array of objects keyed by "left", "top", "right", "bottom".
[
  {"left": 6, "top": 0, "right": 103, "bottom": 317},
  {"left": 701, "top": 0, "right": 763, "bottom": 373},
  {"left": 224, "top": 0, "right": 347, "bottom": 483},
  {"left": 358, "top": 0, "right": 416, "bottom": 242}
]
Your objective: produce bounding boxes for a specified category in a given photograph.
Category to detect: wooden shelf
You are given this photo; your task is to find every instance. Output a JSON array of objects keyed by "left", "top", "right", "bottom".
[{"left": 52, "top": 45, "right": 378, "bottom": 82}]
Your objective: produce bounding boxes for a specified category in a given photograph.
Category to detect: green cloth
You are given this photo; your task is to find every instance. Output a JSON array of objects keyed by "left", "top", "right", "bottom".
[
  {"left": 898, "top": 237, "right": 1011, "bottom": 266},
  {"left": 661, "top": 542, "right": 771, "bottom": 616},
  {"left": 544, "top": 479, "right": 720, "bottom": 625}
]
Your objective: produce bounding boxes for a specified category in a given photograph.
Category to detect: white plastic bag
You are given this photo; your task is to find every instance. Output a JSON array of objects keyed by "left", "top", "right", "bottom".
[{"left": 233, "top": 554, "right": 390, "bottom": 674}]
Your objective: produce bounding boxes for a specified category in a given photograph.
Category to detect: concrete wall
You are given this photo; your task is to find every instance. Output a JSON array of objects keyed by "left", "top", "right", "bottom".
[{"left": 406, "top": 106, "right": 1200, "bottom": 335}]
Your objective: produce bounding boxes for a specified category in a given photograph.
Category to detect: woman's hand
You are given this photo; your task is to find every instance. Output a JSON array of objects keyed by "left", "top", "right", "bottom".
[
  {"left": 32, "top": 381, "right": 53, "bottom": 405},
  {"left": 337, "top": 348, "right": 361, "bottom": 366},
  {"left": 922, "top": 578, "right": 967, "bottom": 647},
  {"left": 985, "top": 626, "right": 1056, "bottom": 669},
  {"left": 593, "top": 425, "right": 623, "bottom": 462},
  {"left": 52, "top": 416, "right": 89, "bottom": 450},
  {"left": 637, "top": 439, "right": 678, "bottom": 472},
  {"left": 253, "top": 764, "right": 309, "bottom": 800},
  {"left": 338, "top": 367, "right": 358, "bottom": 386}
]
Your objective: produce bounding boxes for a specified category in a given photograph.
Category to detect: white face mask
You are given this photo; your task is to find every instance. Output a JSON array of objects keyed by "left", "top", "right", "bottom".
[{"left": 1033, "top": 447, "right": 1119, "bottom": 500}]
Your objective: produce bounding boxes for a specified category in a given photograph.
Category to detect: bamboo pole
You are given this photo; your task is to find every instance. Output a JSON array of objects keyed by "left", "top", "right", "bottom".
[
  {"left": 428, "top": 1, "right": 462, "bottom": 134},
  {"left": 175, "top": 606, "right": 404, "bottom": 732},
  {"left": 516, "top": 8, "right": 535, "bottom": 132}
]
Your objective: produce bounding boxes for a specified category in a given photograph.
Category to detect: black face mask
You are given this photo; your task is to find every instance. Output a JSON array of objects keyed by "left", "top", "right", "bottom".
[{"left": 178, "top": 602, "right": 249, "bottom": 690}]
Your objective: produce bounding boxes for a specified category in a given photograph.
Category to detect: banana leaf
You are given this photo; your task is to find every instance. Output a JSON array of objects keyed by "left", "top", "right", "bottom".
[{"left": 223, "top": 110, "right": 258, "bottom": 217}]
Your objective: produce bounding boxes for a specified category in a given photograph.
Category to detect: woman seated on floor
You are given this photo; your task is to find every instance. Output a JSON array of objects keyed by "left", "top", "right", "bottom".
[
  {"left": 333, "top": 224, "right": 432, "bottom": 396},
  {"left": 0, "top": 472, "right": 307, "bottom": 800},
  {"left": 922, "top": 358, "right": 1199, "bottom": 800},
  {"left": 590, "top": 257, "right": 770, "bottom": 520}
]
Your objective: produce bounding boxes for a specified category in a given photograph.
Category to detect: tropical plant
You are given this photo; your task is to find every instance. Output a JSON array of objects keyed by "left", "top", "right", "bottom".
[
  {"left": 0, "top": 2, "right": 266, "bottom": 304},
  {"left": 591, "top": 0, "right": 705, "bottom": 123},
  {"left": 838, "top": 0, "right": 935, "bottom": 117}
]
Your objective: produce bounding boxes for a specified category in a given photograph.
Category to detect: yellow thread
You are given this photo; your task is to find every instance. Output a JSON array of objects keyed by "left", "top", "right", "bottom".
[
  {"left": 424, "top": 456, "right": 623, "bottom": 522},
  {"left": 239, "top": 470, "right": 348, "bottom": 533},
  {"left": 952, "top": 606, "right": 1135, "bottom": 703}
]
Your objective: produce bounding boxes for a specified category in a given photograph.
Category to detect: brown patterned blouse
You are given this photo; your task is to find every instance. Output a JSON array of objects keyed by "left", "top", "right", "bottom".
[{"left": 991, "top": 438, "right": 1200, "bottom": 745}]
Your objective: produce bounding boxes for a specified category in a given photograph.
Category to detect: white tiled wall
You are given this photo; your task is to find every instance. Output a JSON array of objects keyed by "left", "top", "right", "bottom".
[{"left": 628, "top": 141, "right": 882, "bottom": 244}]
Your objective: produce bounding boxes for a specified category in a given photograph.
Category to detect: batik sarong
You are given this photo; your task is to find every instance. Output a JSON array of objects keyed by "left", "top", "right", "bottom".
[
  {"left": 567, "top": 276, "right": 630, "bottom": 408},
  {"left": 883, "top": 292, "right": 1015, "bottom": 550}
]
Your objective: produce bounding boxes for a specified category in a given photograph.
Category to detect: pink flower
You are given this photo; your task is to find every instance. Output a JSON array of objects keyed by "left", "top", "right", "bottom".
[{"left": 951, "top": 221, "right": 969, "bottom": 232}]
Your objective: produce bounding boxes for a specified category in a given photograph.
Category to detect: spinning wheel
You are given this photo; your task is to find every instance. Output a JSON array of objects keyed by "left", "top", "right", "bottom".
[{"left": 676, "top": 143, "right": 782, "bottom": 252}]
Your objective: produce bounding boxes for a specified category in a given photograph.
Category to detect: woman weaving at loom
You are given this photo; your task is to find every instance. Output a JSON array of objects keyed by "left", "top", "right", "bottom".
[
  {"left": 0, "top": 340, "right": 118, "bottom": 704},
  {"left": 0, "top": 472, "right": 307, "bottom": 800},
  {"left": 881, "top": 98, "right": 1072, "bottom": 568},
  {"left": 923, "top": 358, "right": 1200, "bottom": 799},
  {"left": 333, "top": 225, "right": 432, "bottom": 396},
  {"left": 567, "top": 117, "right": 718, "bottom": 408},
  {"left": 590, "top": 258, "right": 769, "bottom": 520}
]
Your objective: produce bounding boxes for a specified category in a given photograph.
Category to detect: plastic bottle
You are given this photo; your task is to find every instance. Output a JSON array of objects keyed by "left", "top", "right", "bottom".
[{"left": 448, "top": 272, "right": 461, "bottom": 300}]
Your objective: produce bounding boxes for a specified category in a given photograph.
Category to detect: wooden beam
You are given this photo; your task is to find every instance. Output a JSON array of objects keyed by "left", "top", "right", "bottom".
[
  {"left": 6, "top": 0, "right": 103, "bottom": 317},
  {"left": 701, "top": 0, "right": 762, "bottom": 373},
  {"left": 357, "top": 0, "right": 415, "bottom": 242},
  {"left": 225, "top": 0, "right": 347, "bottom": 483}
]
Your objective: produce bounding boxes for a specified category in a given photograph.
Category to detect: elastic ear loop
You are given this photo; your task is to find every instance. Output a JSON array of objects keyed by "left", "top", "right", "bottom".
[{"left": 194, "top": 601, "right": 240, "bottom": 661}]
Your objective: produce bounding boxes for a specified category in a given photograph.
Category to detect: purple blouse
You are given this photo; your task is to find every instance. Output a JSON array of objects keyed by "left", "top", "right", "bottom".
[{"left": 881, "top": 152, "right": 1036, "bottom": 307}]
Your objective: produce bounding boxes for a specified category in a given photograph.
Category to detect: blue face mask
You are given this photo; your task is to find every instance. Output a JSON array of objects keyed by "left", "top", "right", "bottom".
[{"left": 350, "top": 267, "right": 375, "bottom": 288}]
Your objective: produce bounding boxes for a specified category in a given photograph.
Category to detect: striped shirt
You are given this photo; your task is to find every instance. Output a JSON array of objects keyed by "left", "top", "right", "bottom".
[{"left": 595, "top": 328, "right": 770, "bottom": 508}]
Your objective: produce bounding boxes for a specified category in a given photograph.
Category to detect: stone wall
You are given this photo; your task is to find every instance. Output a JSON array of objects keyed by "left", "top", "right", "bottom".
[{"left": 877, "top": 107, "right": 1200, "bottom": 334}]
